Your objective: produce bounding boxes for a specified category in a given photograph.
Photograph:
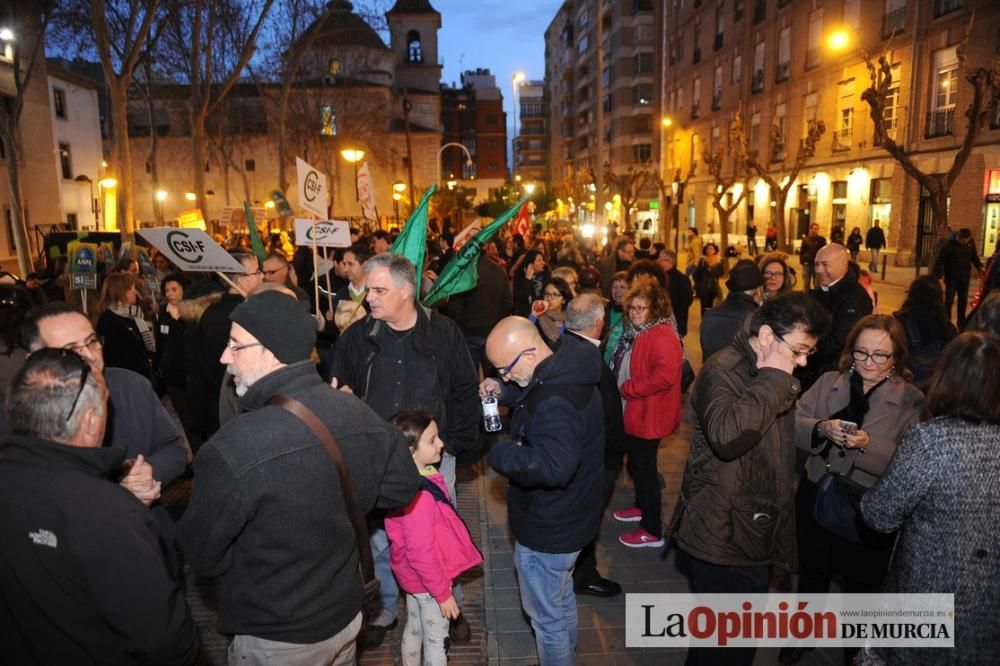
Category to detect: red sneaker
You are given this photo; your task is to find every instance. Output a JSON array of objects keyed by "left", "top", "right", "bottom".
[
  {"left": 612, "top": 506, "right": 643, "bottom": 522},
  {"left": 619, "top": 527, "right": 665, "bottom": 548}
]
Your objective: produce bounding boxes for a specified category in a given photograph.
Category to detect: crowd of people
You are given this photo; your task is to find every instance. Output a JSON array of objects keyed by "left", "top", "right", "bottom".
[{"left": 0, "top": 218, "right": 998, "bottom": 666}]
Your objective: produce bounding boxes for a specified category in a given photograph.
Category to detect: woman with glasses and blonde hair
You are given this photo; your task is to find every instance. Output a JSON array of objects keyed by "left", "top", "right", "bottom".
[
  {"left": 609, "top": 277, "right": 683, "bottom": 549},
  {"left": 780, "top": 314, "right": 926, "bottom": 665}
]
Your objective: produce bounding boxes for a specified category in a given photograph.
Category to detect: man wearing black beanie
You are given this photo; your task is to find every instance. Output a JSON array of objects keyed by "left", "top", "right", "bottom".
[{"left": 179, "top": 290, "right": 420, "bottom": 664}]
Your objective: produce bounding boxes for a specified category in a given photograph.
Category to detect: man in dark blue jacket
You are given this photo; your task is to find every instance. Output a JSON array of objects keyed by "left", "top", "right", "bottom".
[{"left": 483, "top": 316, "right": 604, "bottom": 665}]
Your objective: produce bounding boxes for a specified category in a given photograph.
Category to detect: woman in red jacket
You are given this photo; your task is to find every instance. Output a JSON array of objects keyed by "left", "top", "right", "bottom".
[{"left": 610, "top": 276, "right": 684, "bottom": 548}]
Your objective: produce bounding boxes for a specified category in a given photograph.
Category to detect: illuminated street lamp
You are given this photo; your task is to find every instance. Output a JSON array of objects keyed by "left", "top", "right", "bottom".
[
  {"left": 827, "top": 30, "right": 850, "bottom": 52},
  {"left": 524, "top": 182, "right": 536, "bottom": 195},
  {"left": 661, "top": 117, "right": 673, "bottom": 128},
  {"left": 184, "top": 192, "right": 196, "bottom": 202},
  {"left": 392, "top": 181, "right": 406, "bottom": 226},
  {"left": 155, "top": 189, "right": 168, "bottom": 202},
  {"left": 340, "top": 148, "right": 365, "bottom": 201}
]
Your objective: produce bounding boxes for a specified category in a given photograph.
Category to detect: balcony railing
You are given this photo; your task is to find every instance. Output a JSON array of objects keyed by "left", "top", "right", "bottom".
[
  {"left": 833, "top": 127, "right": 853, "bottom": 151},
  {"left": 926, "top": 108, "right": 955, "bottom": 138},
  {"left": 881, "top": 7, "right": 906, "bottom": 39},
  {"left": 934, "top": 0, "right": 963, "bottom": 18},
  {"left": 776, "top": 61, "right": 789, "bottom": 82},
  {"left": 712, "top": 91, "right": 722, "bottom": 110},
  {"left": 751, "top": 70, "right": 764, "bottom": 93},
  {"left": 693, "top": 47, "right": 702, "bottom": 64},
  {"left": 714, "top": 33, "right": 724, "bottom": 50},
  {"left": 805, "top": 47, "right": 820, "bottom": 70},
  {"left": 691, "top": 102, "right": 701, "bottom": 119}
]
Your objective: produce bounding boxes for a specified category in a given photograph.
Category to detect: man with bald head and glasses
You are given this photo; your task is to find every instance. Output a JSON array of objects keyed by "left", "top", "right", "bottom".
[
  {"left": 4, "top": 302, "right": 189, "bottom": 504},
  {"left": 0, "top": 348, "right": 199, "bottom": 663},
  {"left": 481, "top": 316, "right": 604, "bottom": 665}
]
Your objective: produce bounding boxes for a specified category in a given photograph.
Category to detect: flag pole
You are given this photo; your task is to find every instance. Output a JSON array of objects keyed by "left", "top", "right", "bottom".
[
  {"left": 322, "top": 245, "right": 333, "bottom": 314},
  {"left": 312, "top": 219, "right": 321, "bottom": 314}
]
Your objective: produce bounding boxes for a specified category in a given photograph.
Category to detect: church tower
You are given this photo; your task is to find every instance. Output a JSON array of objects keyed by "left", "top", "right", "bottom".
[{"left": 386, "top": 0, "right": 442, "bottom": 93}]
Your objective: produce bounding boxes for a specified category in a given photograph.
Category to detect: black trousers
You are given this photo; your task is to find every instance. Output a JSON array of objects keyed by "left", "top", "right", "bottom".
[
  {"left": 573, "top": 459, "right": 623, "bottom": 586},
  {"left": 684, "top": 555, "right": 770, "bottom": 666},
  {"left": 625, "top": 435, "right": 662, "bottom": 537},
  {"left": 944, "top": 277, "right": 971, "bottom": 328}
]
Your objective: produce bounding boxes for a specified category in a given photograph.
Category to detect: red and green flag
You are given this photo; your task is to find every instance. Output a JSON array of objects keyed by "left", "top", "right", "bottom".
[{"left": 243, "top": 201, "right": 268, "bottom": 266}]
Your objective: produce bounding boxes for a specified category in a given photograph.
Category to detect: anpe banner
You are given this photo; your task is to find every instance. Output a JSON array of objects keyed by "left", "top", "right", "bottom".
[{"left": 67, "top": 241, "right": 99, "bottom": 290}]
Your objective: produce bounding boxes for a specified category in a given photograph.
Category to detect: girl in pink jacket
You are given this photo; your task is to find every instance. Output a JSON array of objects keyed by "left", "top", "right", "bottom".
[{"left": 386, "top": 411, "right": 483, "bottom": 666}]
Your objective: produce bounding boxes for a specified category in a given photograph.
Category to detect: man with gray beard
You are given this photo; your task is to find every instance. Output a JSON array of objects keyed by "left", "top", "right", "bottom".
[{"left": 178, "top": 290, "right": 419, "bottom": 665}]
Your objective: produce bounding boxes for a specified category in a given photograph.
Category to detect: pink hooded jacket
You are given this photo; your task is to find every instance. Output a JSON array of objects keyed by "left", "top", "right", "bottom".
[{"left": 385, "top": 471, "right": 483, "bottom": 603}]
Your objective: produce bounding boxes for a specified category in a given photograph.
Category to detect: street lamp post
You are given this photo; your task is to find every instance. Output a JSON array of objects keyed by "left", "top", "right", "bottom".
[
  {"left": 392, "top": 181, "right": 406, "bottom": 227},
  {"left": 436, "top": 142, "right": 474, "bottom": 188},
  {"left": 340, "top": 148, "right": 365, "bottom": 203},
  {"left": 511, "top": 72, "right": 525, "bottom": 181}
]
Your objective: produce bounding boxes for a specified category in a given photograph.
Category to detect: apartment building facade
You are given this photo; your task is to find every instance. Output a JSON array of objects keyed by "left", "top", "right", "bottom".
[
  {"left": 441, "top": 69, "right": 508, "bottom": 203},
  {"left": 514, "top": 80, "right": 547, "bottom": 185},
  {"left": 660, "top": 0, "right": 1000, "bottom": 264},
  {"left": 545, "top": 0, "right": 659, "bottom": 228}
]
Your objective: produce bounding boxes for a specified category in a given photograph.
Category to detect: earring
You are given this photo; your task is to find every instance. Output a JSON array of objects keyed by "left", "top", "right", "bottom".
[{"left": 850, "top": 361, "right": 856, "bottom": 373}]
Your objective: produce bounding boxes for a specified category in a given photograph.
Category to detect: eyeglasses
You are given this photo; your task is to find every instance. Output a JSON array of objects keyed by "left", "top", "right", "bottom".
[
  {"left": 62, "top": 335, "right": 103, "bottom": 355},
  {"left": 852, "top": 349, "right": 893, "bottom": 365},
  {"left": 35, "top": 348, "right": 92, "bottom": 423},
  {"left": 226, "top": 341, "right": 263, "bottom": 353},
  {"left": 627, "top": 304, "right": 649, "bottom": 313},
  {"left": 542, "top": 291, "right": 562, "bottom": 299},
  {"left": 498, "top": 347, "right": 536, "bottom": 379},
  {"left": 762, "top": 271, "right": 784, "bottom": 279},
  {"left": 776, "top": 333, "right": 817, "bottom": 358},
  {"left": 261, "top": 268, "right": 285, "bottom": 277}
]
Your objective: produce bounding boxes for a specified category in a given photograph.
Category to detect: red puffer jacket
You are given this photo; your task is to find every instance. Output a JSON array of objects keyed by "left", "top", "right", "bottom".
[{"left": 620, "top": 323, "right": 683, "bottom": 439}]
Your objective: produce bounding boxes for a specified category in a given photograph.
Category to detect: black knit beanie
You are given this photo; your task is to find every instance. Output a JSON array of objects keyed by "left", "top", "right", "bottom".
[{"left": 229, "top": 290, "right": 316, "bottom": 364}]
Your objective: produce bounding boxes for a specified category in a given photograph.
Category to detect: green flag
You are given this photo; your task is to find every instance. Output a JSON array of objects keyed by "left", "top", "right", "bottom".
[
  {"left": 422, "top": 195, "right": 530, "bottom": 307},
  {"left": 243, "top": 202, "right": 268, "bottom": 266},
  {"left": 390, "top": 185, "right": 436, "bottom": 273}
]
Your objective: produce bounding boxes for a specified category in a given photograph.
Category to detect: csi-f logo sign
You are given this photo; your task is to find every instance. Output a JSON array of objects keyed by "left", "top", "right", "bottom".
[
  {"left": 166, "top": 230, "right": 207, "bottom": 264},
  {"left": 305, "top": 224, "right": 334, "bottom": 242},
  {"left": 303, "top": 171, "right": 322, "bottom": 203}
]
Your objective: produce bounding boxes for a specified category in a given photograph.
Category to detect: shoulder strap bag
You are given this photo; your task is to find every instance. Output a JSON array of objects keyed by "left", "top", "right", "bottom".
[{"left": 267, "top": 394, "right": 380, "bottom": 608}]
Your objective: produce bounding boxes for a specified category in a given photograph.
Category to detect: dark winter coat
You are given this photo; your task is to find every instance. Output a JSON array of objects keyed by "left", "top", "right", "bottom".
[
  {"left": 699, "top": 291, "right": 758, "bottom": 363},
  {"left": 0, "top": 435, "right": 199, "bottom": 665},
  {"left": 155, "top": 308, "right": 187, "bottom": 388},
  {"left": 864, "top": 226, "right": 886, "bottom": 250},
  {"left": 96, "top": 310, "right": 153, "bottom": 380},
  {"left": 487, "top": 333, "right": 605, "bottom": 554},
  {"left": 178, "top": 361, "right": 421, "bottom": 644},
  {"left": 186, "top": 292, "right": 243, "bottom": 435},
  {"left": 934, "top": 238, "right": 984, "bottom": 283},
  {"left": 331, "top": 306, "right": 480, "bottom": 459},
  {"left": 862, "top": 417, "right": 1000, "bottom": 665},
  {"left": 666, "top": 267, "right": 694, "bottom": 337},
  {"left": 806, "top": 275, "right": 873, "bottom": 385},
  {"left": 564, "top": 331, "right": 625, "bottom": 467},
  {"left": 674, "top": 331, "right": 802, "bottom": 569},
  {"left": 446, "top": 254, "right": 513, "bottom": 337}
]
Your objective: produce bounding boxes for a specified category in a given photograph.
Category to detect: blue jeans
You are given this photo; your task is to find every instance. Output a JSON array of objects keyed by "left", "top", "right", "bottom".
[
  {"left": 513, "top": 542, "right": 581, "bottom": 666},
  {"left": 371, "top": 527, "right": 400, "bottom": 627}
]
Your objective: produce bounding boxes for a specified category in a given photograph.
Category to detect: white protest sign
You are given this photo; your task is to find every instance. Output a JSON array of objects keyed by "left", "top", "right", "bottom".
[
  {"left": 296, "top": 157, "right": 328, "bottom": 219},
  {"left": 294, "top": 218, "right": 351, "bottom": 247},
  {"left": 357, "top": 161, "right": 377, "bottom": 220},
  {"left": 137, "top": 228, "right": 246, "bottom": 273}
]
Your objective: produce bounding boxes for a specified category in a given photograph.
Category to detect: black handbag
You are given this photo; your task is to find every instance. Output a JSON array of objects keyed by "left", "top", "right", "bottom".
[{"left": 813, "top": 470, "right": 868, "bottom": 543}]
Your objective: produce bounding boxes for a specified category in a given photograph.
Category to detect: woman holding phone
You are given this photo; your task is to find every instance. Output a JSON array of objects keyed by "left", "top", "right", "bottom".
[{"left": 780, "top": 315, "right": 926, "bottom": 665}]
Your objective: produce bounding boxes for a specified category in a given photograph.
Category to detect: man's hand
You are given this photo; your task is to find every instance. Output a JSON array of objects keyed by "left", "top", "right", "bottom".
[
  {"left": 329, "top": 377, "right": 354, "bottom": 394},
  {"left": 479, "top": 378, "right": 501, "bottom": 397},
  {"left": 755, "top": 338, "right": 797, "bottom": 375},
  {"left": 120, "top": 454, "right": 162, "bottom": 506},
  {"left": 438, "top": 595, "right": 460, "bottom": 620}
]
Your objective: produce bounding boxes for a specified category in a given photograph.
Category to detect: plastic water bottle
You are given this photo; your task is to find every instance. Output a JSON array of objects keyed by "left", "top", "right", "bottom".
[{"left": 482, "top": 393, "right": 502, "bottom": 433}]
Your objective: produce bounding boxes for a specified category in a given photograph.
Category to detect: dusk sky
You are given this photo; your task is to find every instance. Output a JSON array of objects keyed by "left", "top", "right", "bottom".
[{"left": 431, "top": 0, "right": 563, "bottom": 138}]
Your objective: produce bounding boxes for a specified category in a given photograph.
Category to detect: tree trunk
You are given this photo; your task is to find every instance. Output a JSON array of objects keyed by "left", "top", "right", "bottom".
[
  {"left": 774, "top": 188, "right": 790, "bottom": 251},
  {"left": 191, "top": 110, "right": 208, "bottom": 220},
  {"left": 718, "top": 205, "right": 730, "bottom": 255},
  {"left": 0, "top": 121, "right": 34, "bottom": 277},
  {"left": 109, "top": 80, "right": 136, "bottom": 239},
  {"left": 658, "top": 190, "right": 669, "bottom": 244}
]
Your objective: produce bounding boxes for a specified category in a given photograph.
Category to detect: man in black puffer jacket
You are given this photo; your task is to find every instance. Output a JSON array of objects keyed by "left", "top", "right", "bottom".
[
  {"left": 699, "top": 261, "right": 763, "bottom": 363},
  {"left": 483, "top": 317, "right": 604, "bottom": 665},
  {"left": 178, "top": 291, "right": 420, "bottom": 664}
]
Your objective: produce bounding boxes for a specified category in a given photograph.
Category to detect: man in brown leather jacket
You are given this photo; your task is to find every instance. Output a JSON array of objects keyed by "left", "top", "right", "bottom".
[{"left": 673, "top": 292, "right": 829, "bottom": 666}]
